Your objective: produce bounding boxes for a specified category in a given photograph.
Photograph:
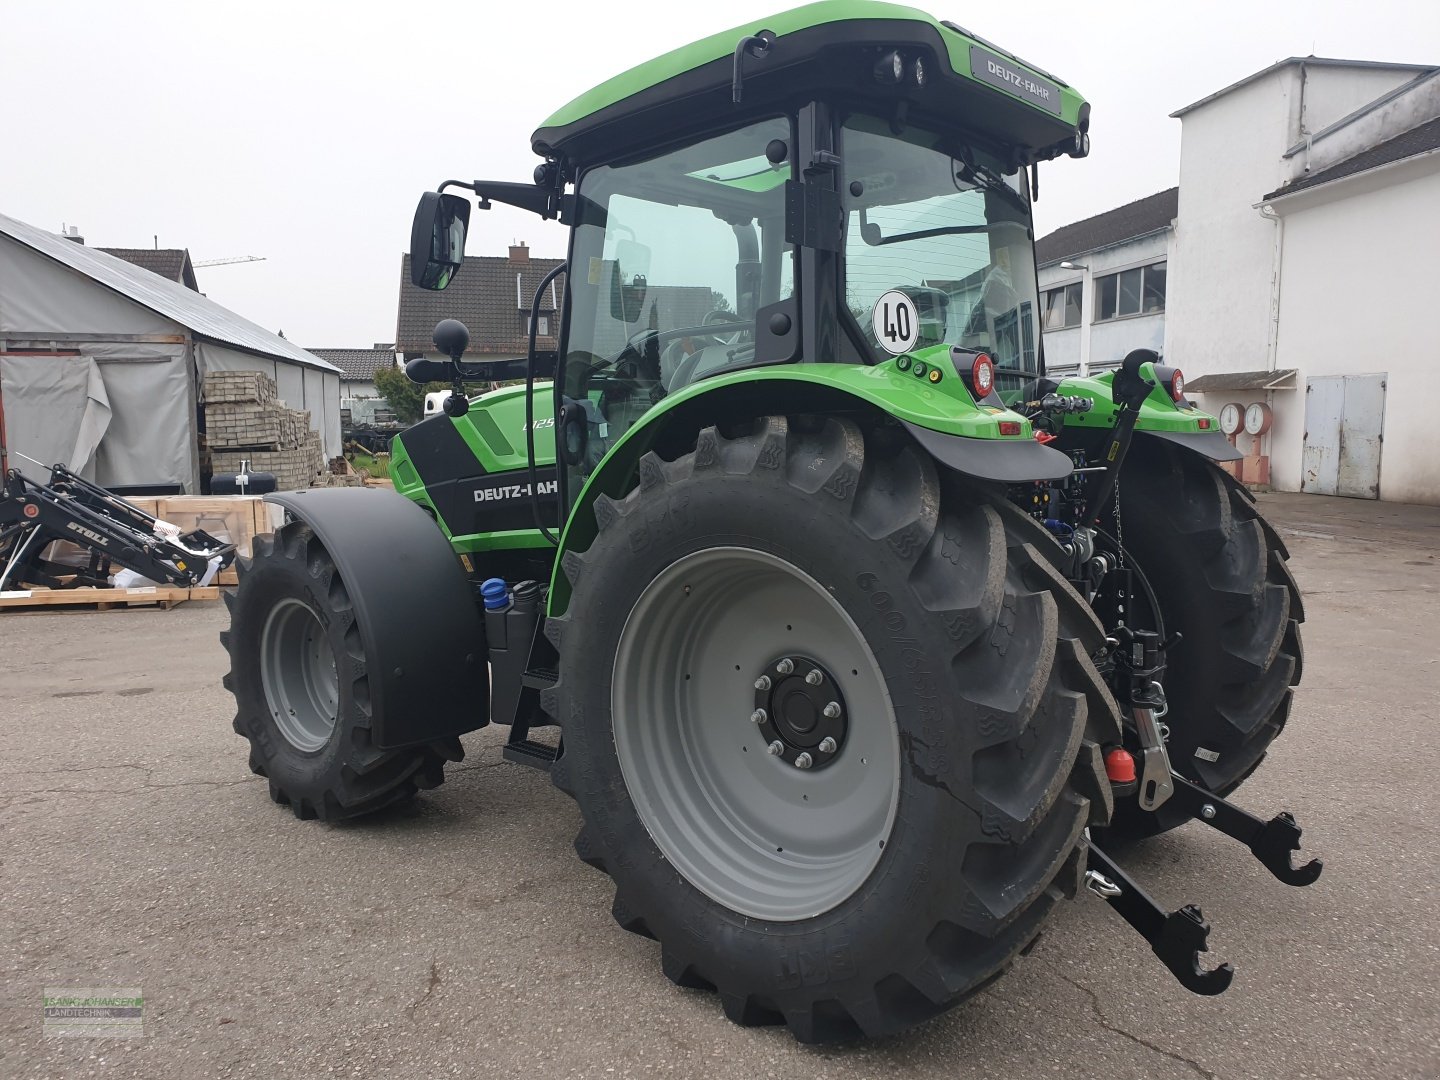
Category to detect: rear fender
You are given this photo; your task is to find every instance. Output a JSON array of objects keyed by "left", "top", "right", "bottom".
[
  {"left": 547, "top": 365, "right": 1070, "bottom": 614},
  {"left": 266, "top": 488, "right": 489, "bottom": 748}
]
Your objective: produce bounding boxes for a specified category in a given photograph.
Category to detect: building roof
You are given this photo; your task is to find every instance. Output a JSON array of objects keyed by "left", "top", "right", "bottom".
[
  {"left": 1264, "top": 115, "right": 1440, "bottom": 200},
  {"left": 1035, "top": 187, "right": 1178, "bottom": 267},
  {"left": 307, "top": 348, "right": 396, "bottom": 381},
  {"left": 1185, "top": 369, "right": 1298, "bottom": 393},
  {"left": 397, "top": 250, "right": 565, "bottom": 356},
  {"left": 1170, "top": 57, "right": 1435, "bottom": 118},
  {"left": 96, "top": 247, "right": 198, "bottom": 291},
  {"left": 0, "top": 213, "right": 337, "bottom": 372}
]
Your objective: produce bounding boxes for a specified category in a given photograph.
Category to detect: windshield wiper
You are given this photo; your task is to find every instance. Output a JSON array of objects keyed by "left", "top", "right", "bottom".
[
  {"left": 858, "top": 209, "right": 989, "bottom": 247},
  {"left": 957, "top": 161, "right": 1028, "bottom": 213}
]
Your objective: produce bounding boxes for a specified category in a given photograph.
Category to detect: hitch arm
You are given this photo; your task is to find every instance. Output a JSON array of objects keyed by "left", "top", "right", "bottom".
[
  {"left": 1167, "top": 774, "right": 1323, "bottom": 887},
  {"left": 1086, "top": 843, "right": 1234, "bottom": 995}
]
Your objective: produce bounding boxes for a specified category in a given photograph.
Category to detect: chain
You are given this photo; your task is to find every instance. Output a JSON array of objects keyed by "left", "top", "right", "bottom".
[{"left": 1112, "top": 473, "right": 1125, "bottom": 570}]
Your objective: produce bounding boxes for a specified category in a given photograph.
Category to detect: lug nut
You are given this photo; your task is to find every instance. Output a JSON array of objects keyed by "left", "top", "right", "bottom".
[
  {"left": 751, "top": 708, "right": 768, "bottom": 724},
  {"left": 818, "top": 737, "right": 837, "bottom": 753},
  {"left": 754, "top": 675, "right": 771, "bottom": 691},
  {"left": 794, "top": 753, "right": 813, "bottom": 770},
  {"left": 823, "top": 702, "right": 841, "bottom": 719},
  {"left": 776, "top": 658, "right": 794, "bottom": 675},
  {"left": 767, "top": 740, "right": 785, "bottom": 756},
  {"left": 805, "top": 669, "right": 823, "bottom": 686}
]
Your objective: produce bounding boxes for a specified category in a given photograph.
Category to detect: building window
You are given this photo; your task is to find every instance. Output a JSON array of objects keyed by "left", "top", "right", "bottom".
[
  {"left": 1042, "top": 282, "right": 1083, "bottom": 329},
  {"left": 1094, "top": 262, "right": 1166, "bottom": 322},
  {"left": 522, "top": 313, "right": 551, "bottom": 336}
]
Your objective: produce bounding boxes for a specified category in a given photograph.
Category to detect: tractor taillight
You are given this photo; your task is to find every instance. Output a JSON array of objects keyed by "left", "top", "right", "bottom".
[
  {"left": 1169, "top": 369, "right": 1185, "bottom": 401},
  {"left": 998, "top": 421, "right": 1022, "bottom": 436},
  {"left": 972, "top": 354, "right": 995, "bottom": 396}
]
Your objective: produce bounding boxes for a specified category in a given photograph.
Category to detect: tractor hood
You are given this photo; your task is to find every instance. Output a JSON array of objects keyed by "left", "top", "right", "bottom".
[{"left": 532, "top": 1, "right": 1089, "bottom": 170}]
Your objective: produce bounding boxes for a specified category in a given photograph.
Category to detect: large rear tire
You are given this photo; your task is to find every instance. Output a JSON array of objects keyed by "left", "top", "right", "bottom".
[
  {"left": 545, "top": 417, "right": 1120, "bottom": 1042},
  {"left": 221, "top": 523, "right": 462, "bottom": 821},
  {"left": 1109, "top": 444, "right": 1303, "bottom": 836}
]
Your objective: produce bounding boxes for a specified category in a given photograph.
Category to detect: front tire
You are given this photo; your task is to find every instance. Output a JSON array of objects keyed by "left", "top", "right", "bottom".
[
  {"left": 545, "top": 417, "right": 1119, "bottom": 1042},
  {"left": 221, "top": 523, "right": 462, "bottom": 820}
]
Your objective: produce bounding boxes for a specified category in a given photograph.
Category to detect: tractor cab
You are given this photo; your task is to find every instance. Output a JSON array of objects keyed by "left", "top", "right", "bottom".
[{"left": 407, "top": 1, "right": 1091, "bottom": 503}]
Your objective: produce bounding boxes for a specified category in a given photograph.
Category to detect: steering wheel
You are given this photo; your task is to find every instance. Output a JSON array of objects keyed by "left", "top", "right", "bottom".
[{"left": 661, "top": 310, "right": 750, "bottom": 388}]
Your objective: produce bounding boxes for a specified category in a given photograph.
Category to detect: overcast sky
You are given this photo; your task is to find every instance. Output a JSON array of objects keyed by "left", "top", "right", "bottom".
[{"left": 2, "top": 0, "right": 1437, "bottom": 347}]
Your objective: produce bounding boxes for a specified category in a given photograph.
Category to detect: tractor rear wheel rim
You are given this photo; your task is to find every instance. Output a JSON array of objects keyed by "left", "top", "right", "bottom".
[
  {"left": 613, "top": 547, "right": 900, "bottom": 922},
  {"left": 260, "top": 597, "right": 339, "bottom": 753}
]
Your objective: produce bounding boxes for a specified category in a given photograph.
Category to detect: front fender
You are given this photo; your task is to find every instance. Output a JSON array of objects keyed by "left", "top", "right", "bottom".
[
  {"left": 547, "top": 362, "right": 1061, "bottom": 614},
  {"left": 266, "top": 487, "right": 489, "bottom": 748}
]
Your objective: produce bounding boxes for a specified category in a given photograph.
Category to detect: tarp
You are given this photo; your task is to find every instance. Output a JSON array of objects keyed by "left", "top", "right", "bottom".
[
  {"left": 0, "top": 218, "right": 342, "bottom": 489},
  {"left": 0, "top": 354, "right": 111, "bottom": 477}
]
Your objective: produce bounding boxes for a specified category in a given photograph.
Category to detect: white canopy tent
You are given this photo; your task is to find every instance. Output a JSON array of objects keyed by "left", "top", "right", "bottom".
[{"left": 0, "top": 212, "right": 340, "bottom": 493}]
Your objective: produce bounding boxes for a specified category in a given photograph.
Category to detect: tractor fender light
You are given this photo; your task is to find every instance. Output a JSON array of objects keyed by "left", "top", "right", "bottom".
[
  {"left": 1197, "top": 417, "right": 1211, "bottom": 430},
  {"left": 1169, "top": 368, "right": 1186, "bottom": 401},
  {"left": 998, "top": 421, "right": 1022, "bottom": 436},
  {"left": 972, "top": 353, "right": 995, "bottom": 396}
]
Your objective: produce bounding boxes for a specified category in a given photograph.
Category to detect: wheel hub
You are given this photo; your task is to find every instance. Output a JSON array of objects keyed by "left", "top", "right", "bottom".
[{"left": 753, "top": 655, "right": 846, "bottom": 770}]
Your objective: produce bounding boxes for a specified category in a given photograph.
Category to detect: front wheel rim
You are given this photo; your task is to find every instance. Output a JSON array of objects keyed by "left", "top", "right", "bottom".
[
  {"left": 260, "top": 598, "right": 340, "bottom": 753},
  {"left": 612, "top": 547, "right": 900, "bottom": 922}
]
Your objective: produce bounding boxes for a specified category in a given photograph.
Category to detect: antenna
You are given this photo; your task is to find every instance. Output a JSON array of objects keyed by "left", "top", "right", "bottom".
[{"left": 194, "top": 255, "right": 267, "bottom": 268}]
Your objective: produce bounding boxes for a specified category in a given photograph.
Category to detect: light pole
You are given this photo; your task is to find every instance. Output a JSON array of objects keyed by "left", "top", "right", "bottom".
[{"left": 1060, "top": 260, "right": 1092, "bottom": 377}]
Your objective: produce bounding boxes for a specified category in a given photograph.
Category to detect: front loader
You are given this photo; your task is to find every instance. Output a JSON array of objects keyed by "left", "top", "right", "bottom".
[{"left": 221, "top": 1, "right": 1317, "bottom": 1043}]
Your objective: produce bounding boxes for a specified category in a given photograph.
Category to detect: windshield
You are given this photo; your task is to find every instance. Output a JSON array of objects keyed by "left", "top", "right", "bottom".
[
  {"left": 561, "top": 117, "right": 794, "bottom": 486},
  {"left": 841, "top": 116, "right": 1039, "bottom": 383}
]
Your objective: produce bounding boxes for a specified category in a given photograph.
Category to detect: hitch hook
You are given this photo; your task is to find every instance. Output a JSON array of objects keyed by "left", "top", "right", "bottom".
[
  {"left": 1087, "top": 842, "right": 1234, "bottom": 996},
  {"left": 1172, "top": 775, "right": 1323, "bottom": 887}
]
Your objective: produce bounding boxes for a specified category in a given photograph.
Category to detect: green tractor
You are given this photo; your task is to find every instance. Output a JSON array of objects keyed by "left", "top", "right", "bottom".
[{"left": 222, "top": 1, "right": 1318, "bottom": 1043}]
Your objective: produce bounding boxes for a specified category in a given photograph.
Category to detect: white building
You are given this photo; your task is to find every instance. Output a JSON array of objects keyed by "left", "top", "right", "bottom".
[
  {"left": 1035, "top": 189, "right": 1176, "bottom": 376},
  {"left": 1170, "top": 58, "right": 1440, "bottom": 503},
  {"left": 1039, "top": 57, "right": 1440, "bottom": 504}
]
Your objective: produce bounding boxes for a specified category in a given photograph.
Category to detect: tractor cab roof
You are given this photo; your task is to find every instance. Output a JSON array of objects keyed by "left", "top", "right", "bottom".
[{"left": 532, "top": 1, "right": 1089, "bottom": 172}]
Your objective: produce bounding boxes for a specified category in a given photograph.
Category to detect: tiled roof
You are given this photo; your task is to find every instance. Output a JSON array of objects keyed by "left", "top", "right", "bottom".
[
  {"left": 1035, "top": 188, "right": 1178, "bottom": 267},
  {"left": 96, "top": 247, "right": 198, "bottom": 291},
  {"left": 307, "top": 348, "right": 396, "bottom": 381},
  {"left": 1265, "top": 115, "right": 1440, "bottom": 200},
  {"left": 397, "top": 252, "right": 566, "bottom": 355}
]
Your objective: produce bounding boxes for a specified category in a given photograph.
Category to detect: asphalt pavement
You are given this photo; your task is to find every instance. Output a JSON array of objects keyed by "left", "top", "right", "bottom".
[{"left": 2, "top": 491, "right": 1437, "bottom": 1079}]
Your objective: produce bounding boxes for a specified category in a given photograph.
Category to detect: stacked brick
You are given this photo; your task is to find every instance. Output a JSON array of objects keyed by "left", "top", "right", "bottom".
[{"left": 204, "top": 372, "right": 326, "bottom": 490}]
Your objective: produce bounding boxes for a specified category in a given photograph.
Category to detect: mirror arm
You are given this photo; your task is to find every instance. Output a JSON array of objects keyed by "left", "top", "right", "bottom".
[{"left": 437, "top": 179, "right": 560, "bottom": 220}]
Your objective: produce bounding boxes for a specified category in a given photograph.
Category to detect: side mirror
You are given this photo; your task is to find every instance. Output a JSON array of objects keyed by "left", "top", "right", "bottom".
[{"left": 410, "top": 192, "right": 471, "bottom": 291}]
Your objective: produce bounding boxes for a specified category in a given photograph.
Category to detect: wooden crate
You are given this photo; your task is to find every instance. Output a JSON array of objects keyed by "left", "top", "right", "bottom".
[
  {"left": 156, "top": 496, "right": 265, "bottom": 557},
  {"left": 0, "top": 585, "right": 220, "bottom": 612}
]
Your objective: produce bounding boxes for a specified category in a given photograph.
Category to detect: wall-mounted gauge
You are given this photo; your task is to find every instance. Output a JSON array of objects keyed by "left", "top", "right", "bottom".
[
  {"left": 1244, "top": 402, "right": 1273, "bottom": 436},
  {"left": 1219, "top": 402, "right": 1244, "bottom": 436}
]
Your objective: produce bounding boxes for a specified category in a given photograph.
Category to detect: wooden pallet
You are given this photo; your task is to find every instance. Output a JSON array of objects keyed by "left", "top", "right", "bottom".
[{"left": 0, "top": 585, "right": 221, "bottom": 612}]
